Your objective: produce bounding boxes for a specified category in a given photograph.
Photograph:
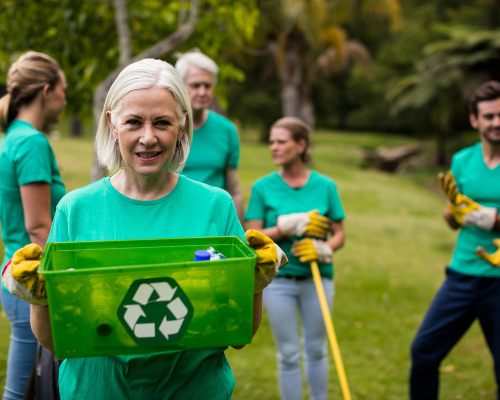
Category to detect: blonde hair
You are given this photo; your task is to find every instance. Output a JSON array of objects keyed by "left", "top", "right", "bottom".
[
  {"left": 271, "top": 116, "right": 312, "bottom": 163},
  {"left": 95, "top": 58, "right": 193, "bottom": 172},
  {"left": 0, "top": 51, "right": 62, "bottom": 132}
]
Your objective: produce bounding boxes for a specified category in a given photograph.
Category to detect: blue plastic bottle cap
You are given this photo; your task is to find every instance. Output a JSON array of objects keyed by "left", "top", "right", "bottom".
[{"left": 194, "top": 250, "right": 211, "bottom": 261}]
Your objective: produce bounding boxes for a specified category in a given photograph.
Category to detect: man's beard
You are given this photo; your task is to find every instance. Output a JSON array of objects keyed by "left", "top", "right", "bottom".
[{"left": 482, "top": 129, "right": 500, "bottom": 146}]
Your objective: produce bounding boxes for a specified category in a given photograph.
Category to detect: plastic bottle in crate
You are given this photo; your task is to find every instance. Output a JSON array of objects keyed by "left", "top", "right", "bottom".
[{"left": 194, "top": 247, "right": 227, "bottom": 261}]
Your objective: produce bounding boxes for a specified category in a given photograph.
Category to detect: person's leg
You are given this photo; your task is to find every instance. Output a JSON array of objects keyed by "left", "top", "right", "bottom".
[
  {"left": 476, "top": 276, "right": 500, "bottom": 400},
  {"left": 299, "top": 278, "right": 334, "bottom": 400},
  {"left": 410, "top": 268, "right": 477, "bottom": 400},
  {"left": 264, "top": 278, "right": 302, "bottom": 400},
  {"left": 1, "top": 290, "right": 37, "bottom": 400}
]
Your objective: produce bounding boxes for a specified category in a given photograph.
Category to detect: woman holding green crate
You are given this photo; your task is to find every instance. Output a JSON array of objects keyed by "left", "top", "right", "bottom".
[
  {"left": 245, "top": 116, "right": 346, "bottom": 400},
  {"left": 4, "top": 58, "right": 285, "bottom": 399}
]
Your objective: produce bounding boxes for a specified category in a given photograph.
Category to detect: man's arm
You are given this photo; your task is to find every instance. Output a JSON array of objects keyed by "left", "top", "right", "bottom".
[{"left": 225, "top": 167, "right": 244, "bottom": 223}]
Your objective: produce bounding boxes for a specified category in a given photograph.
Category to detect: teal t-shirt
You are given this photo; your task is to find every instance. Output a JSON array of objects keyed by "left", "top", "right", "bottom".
[
  {"left": 0, "top": 119, "right": 65, "bottom": 269},
  {"left": 449, "top": 142, "right": 500, "bottom": 277},
  {"left": 181, "top": 111, "right": 239, "bottom": 189},
  {"left": 48, "top": 175, "right": 244, "bottom": 399},
  {"left": 245, "top": 171, "right": 345, "bottom": 279}
]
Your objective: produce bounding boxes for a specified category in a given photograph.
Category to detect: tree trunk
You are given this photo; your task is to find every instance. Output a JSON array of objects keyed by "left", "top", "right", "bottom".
[
  {"left": 300, "top": 81, "right": 315, "bottom": 127},
  {"left": 278, "top": 39, "right": 315, "bottom": 128},
  {"left": 280, "top": 44, "right": 302, "bottom": 119},
  {"left": 114, "top": 0, "right": 132, "bottom": 67},
  {"left": 70, "top": 113, "right": 82, "bottom": 137},
  {"left": 91, "top": 0, "right": 200, "bottom": 181}
]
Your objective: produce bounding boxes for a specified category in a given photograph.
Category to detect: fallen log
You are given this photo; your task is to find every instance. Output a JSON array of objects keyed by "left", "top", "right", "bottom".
[{"left": 362, "top": 143, "right": 422, "bottom": 172}]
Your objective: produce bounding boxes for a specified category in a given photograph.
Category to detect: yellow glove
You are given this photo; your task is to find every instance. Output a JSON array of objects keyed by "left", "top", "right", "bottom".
[
  {"left": 477, "top": 239, "right": 500, "bottom": 267},
  {"left": 438, "top": 170, "right": 460, "bottom": 204},
  {"left": 1, "top": 243, "right": 47, "bottom": 306},
  {"left": 277, "top": 210, "right": 331, "bottom": 238},
  {"left": 438, "top": 171, "right": 497, "bottom": 230},
  {"left": 292, "top": 238, "right": 332, "bottom": 263},
  {"left": 245, "top": 229, "right": 288, "bottom": 293}
]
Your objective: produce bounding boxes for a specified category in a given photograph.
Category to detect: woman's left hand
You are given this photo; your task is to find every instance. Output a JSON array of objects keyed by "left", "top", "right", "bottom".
[
  {"left": 292, "top": 238, "right": 333, "bottom": 263},
  {"left": 245, "top": 229, "right": 288, "bottom": 293}
]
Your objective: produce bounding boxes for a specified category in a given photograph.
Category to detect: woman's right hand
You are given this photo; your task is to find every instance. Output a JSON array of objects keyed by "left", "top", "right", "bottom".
[
  {"left": 277, "top": 210, "right": 331, "bottom": 238},
  {"left": 1, "top": 243, "right": 47, "bottom": 306}
]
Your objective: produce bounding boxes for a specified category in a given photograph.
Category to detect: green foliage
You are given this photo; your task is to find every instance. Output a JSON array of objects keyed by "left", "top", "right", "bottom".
[
  {"left": 0, "top": 0, "right": 118, "bottom": 117},
  {"left": 227, "top": 75, "right": 282, "bottom": 140},
  {"left": 169, "top": 0, "right": 259, "bottom": 109},
  {"left": 385, "top": 23, "right": 500, "bottom": 164},
  {"left": 0, "top": 0, "right": 259, "bottom": 123}
]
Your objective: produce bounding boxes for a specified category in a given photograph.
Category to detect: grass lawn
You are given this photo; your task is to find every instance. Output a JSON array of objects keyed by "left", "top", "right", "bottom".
[{"left": 0, "top": 129, "right": 495, "bottom": 399}]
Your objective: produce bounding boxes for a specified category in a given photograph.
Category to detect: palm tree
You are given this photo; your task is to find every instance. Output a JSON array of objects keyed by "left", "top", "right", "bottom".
[
  {"left": 388, "top": 25, "right": 500, "bottom": 164},
  {"left": 258, "top": 0, "right": 401, "bottom": 127}
]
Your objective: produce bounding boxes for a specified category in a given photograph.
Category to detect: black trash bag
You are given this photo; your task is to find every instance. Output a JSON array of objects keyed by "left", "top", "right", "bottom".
[{"left": 24, "top": 344, "right": 60, "bottom": 400}]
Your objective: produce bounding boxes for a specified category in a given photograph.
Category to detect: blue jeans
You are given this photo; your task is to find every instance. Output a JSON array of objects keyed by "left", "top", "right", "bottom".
[
  {"left": 264, "top": 276, "right": 334, "bottom": 400},
  {"left": 410, "top": 267, "right": 500, "bottom": 399},
  {"left": 1, "top": 289, "right": 37, "bottom": 400}
]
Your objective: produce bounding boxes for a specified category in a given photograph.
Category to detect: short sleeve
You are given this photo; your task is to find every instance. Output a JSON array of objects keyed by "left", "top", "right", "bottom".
[
  {"left": 15, "top": 134, "right": 53, "bottom": 185},
  {"left": 327, "top": 182, "right": 346, "bottom": 222}
]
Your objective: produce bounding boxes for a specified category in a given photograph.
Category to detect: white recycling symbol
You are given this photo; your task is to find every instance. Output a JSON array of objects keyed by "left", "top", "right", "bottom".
[{"left": 122, "top": 281, "right": 190, "bottom": 340}]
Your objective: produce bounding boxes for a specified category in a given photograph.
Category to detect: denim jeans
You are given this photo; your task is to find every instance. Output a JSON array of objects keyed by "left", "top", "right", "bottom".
[
  {"left": 263, "top": 276, "right": 334, "bottom": 400},
  {"left": 410, "top": 267, "right": 500, "bottom": 400},
  {"left": 1, "top": 289, "right": 37, "bottom": 400}
]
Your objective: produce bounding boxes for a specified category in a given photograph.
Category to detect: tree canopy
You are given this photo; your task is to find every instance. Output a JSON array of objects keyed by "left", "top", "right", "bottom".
[{"left": 1, "top": 0, "right": 499, "bottom": 163}]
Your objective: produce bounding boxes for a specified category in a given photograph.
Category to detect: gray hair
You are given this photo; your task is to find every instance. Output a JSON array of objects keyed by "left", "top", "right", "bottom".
[
  {"left": 175, "top": 51, "right": 218, "bottom": 84},
  {"left": 96, "top": 58, "right": 193, "bottom": 172}
]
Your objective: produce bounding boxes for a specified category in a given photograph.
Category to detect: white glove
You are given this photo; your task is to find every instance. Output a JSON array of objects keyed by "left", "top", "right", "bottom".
[
  {"left": 277, "top": 210, "right": 331, "bottom": 238},
  {"left": 2, "top": 260, "right": 47, "bottom": 306},
  {"left": 292, "top": 238, "right": 333, "bottom": 263},
  {"left": 1, "top": 244, "right": 47, "bottom": 306},
  {"left": 463, "top": 207, "right": 497, "bottom": 231}
]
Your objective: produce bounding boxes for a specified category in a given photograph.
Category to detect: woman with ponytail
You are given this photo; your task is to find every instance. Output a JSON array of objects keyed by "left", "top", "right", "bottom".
[{"left": 0, "top": 51, "right": 66, "bottom": 400}]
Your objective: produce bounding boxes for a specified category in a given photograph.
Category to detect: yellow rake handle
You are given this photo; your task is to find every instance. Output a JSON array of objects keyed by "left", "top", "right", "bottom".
[{"left": 310, "top": 260, "right": 352, "bottom": 400}]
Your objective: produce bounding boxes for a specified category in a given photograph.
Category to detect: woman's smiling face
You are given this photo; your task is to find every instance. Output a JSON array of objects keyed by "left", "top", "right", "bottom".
[{"left": 107, "top": 87, "right": 182, "bottom": 177}]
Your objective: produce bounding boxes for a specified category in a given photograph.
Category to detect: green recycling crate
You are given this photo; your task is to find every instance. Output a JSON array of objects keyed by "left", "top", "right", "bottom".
[{"left": 39, "top": 236, "right": 256, "bottom": 359}]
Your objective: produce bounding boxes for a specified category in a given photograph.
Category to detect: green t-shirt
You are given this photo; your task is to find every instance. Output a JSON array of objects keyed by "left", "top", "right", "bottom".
[
  {"left": 181, "top": 111, "right": 239, "bottom": 189},
  {"left": 48, "top": 175, "right": 244, "bottom": 399},
  {"left": 449, "top": 142, "right": 500, "bottom": 277},
  {"left": 0, "top": 119, "right": 65, "bottom": 268},
  {"left": 245, "top": 171, "right": 345, "bottom": 279}
]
